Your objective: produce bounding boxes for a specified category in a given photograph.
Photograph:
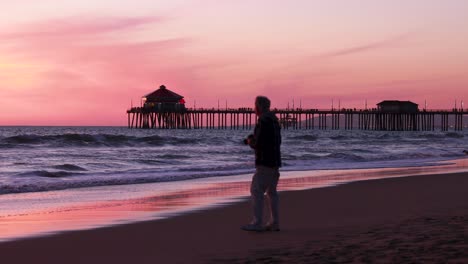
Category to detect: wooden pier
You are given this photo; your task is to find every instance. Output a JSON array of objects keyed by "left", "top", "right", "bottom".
[{"left": 127, "top": 108, "right": 466, "bottom": 131}]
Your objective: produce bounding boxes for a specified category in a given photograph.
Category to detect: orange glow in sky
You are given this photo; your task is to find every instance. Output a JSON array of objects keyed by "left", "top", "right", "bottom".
[{"left": 0, "top": 1, "right": 467, "bottom": 125}]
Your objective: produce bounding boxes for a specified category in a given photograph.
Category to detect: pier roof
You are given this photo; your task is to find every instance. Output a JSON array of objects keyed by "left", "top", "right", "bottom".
[
  {"left": 377, "top": 100, "right": 418, "bottom": 113},
  {"left": 144, "top": 85, "right": 184, "bottom": 103},
  {"left": 377, "top": 100, "right": 418, "bottom": 106}
]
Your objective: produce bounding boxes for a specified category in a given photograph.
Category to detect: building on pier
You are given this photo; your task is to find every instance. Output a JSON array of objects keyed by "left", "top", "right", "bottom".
[
  {"left": 377, "top": 100, "right": 418, "bottom": 113},
  {"left": 142, "top": 85, "right": 186, "bottom": 111}
]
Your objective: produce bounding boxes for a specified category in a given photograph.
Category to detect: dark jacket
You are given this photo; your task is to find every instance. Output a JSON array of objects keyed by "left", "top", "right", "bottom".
[{"left": 250, "top": 111, "right": 282, "bottom": 168}]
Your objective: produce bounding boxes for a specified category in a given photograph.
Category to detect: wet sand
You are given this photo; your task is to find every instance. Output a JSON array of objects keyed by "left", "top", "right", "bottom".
[{"left": 1, "top": 171, "right": 468, "bottom": 263}]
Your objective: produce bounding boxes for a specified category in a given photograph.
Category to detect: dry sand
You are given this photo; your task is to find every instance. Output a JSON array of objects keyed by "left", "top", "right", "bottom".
[{"left": 1, "top": 171, "right": 467, "bottom": 263}]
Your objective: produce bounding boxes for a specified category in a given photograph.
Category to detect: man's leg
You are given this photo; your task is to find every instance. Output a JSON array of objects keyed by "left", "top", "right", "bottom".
[
  {"left": 242, "top": 168, "right": 267, "bottom": 231},
  {"left": 250, "top": 168, "right": 265, "bottom": 226},
  {"left": 266, "top": 168, "right": 280, "bottom": 229}
]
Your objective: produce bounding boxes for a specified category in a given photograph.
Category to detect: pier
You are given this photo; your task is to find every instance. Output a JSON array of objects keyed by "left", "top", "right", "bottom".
[
  {"left": 127, "top": 107, "right": 466, "bottom": 131},
  {"left": 127, "top": 85, "right": 466, "bottom": 131}
]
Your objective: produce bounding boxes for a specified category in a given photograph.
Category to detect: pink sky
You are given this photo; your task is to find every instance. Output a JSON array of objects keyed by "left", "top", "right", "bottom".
[{"left": 1, "top": 0, "right": 467, "bottom": 125}]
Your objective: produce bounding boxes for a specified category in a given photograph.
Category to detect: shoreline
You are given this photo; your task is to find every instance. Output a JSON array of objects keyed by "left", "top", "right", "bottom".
[
  {"left": 0, "top": 158, "right": 467, "bottom": 243},
  {"left": 1, "top": 170, "right": 468, "bottom": 263}
]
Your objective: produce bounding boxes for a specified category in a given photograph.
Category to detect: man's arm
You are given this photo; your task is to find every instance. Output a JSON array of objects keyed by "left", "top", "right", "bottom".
[
  {"left": 248, "top": 120, "right": 260, "bottom": 149},
  {"left": 249, "top": 118, "right": 267, "bottom": 149}
]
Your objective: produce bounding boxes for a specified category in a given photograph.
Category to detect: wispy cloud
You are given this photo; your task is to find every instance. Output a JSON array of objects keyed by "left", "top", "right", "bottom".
[
  {"left": 0, "top": 15, "right": 188, "bottom": 68},
  {"left": 0, "top": 16, "right": 164, "bottom": 40},
  {"left": 317, "top": 31, "right": 416, "bottom": 58}
]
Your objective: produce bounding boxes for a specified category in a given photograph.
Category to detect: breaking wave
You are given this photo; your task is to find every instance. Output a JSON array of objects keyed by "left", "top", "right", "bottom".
[
  {"left": 20, "top": 170, "right": 78, "bottom": 178},
  {"left": 0, "top": 134, "right": 200, "bottom": 148},
  {"left": 52, "top": 164, "right": 87, "bottom": 171}
]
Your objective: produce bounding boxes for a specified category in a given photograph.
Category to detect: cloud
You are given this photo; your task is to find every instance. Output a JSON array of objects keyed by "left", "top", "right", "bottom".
[
  {"left": 0, "top": 16, "right": 164, "bottom": 40},
  {"left": 316, "top": 31, "right": 416, "bottom": 59},
  {"left": 0, "top": 15, "right": 191, "bottom": 78},
  {"left": 0, "top": 15, "right": 189, "bottom": 75}
]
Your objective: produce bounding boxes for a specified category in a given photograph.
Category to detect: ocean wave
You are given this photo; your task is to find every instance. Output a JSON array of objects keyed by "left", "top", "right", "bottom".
[
  {"left": 350, "top": 148, "right": 375, "bottom": 153},
  {"left": 326, "top": 152, "right": 366, "bottom": 161},
  {"left": 135, "top": 135, "right": 164, "bottom": 146},
  {"left": 0, "top": 168, "right": 253, "bottom": 195},
  {"left": 283, "top": 152, "right": 365, "bottom": 161},
  {"left": 417, "top": 133, "right": 445, "bottom": 139},
  {"left": 136, "top": 159, "right": 170, "bottom": 165},
  {"left": 329, "top": 135, "right": 348, "bottom": 140},
  {"left": 284, "top": 151, "right": 446, "bottom": 163},
  {"left": 416, "top": 132, "right": 463, "bottom": 139},
  {"left": 2, "top": 135, "right": 43, "bottom": 144},
  {"left": 289, "top": 135, "right": 318, "bottom": 141},
  {"left": 52, "top": 164, "right": 87, "bottom": 171},
  {"left": 1, "top": 134, "right": 100, "bottom": 147},
  {"left": 166, "top": 137, "right": 200, "bottom": 145},
  {"left": 20, "top": 170, "right": 78, "bottom": 178},
  {"left": 445, "top": 132, "right": 464, "bottom": 138},
  {"left": 377, "top": 133, "right": 400, "bottom": 140},
  {"left": 177, "top": 163, "right": 249, "bottom": 172},
  {"left": 364, "top": 152, "right": 437, "bottom": 161},
  {"left": 0, "top": 133, "right": 203, "bottom": 148},
  {"left": 157, "top": 154, "right": 192, "bottom": 159}
]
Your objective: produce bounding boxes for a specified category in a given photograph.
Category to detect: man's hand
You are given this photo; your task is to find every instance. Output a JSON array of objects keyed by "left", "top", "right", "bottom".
[{"left": 247, "top": 134, "right": 256, "bottom": 148}]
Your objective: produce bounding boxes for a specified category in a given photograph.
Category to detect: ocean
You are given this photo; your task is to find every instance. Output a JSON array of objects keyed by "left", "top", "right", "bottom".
[{"left": 0, "top": 126, "right": 467, "bottom": 195}]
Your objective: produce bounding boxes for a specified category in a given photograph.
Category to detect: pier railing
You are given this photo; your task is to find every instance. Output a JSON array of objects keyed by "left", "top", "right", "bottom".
[{"left": 127, "top": 107, "right": 466, "bottom": 131}]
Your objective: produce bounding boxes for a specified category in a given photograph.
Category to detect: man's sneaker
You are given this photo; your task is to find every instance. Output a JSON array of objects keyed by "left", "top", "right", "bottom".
[
  {"left": 241, "top": 224, "right": 265, "bottom": 232},
  {"left": 264, "top": 223, "right": 280, "bottom": 232}
]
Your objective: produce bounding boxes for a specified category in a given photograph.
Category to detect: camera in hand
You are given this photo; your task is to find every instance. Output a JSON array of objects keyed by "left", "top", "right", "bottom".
[{"left": 243, "top": 134, "right": 254, "bottom": 145}]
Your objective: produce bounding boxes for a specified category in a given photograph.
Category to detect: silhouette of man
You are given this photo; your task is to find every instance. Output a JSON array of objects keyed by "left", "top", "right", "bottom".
[{"left": 242, "top": 96, "right": 282, "bottom": 232}]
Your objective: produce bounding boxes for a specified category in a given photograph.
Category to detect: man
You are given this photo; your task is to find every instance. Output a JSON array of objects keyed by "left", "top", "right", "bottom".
[{"left": 242, "top": 96, "right": 282, "bottom": 232}]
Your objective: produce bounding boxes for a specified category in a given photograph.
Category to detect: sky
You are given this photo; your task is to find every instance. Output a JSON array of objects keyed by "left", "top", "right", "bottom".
[{"left": 0, "top": 0, "right": 467, "bottom": 125}]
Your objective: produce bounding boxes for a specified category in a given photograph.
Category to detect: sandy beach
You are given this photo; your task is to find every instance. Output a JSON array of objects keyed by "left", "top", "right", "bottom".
[{"left": 0, "top": 170, "right": 467, "bottom": 263}]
